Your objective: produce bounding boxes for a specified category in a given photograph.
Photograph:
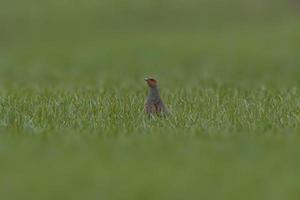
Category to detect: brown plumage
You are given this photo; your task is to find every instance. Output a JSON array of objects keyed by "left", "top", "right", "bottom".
[{"left": 144, "top": 78, "right": 169, "bottom": 116}]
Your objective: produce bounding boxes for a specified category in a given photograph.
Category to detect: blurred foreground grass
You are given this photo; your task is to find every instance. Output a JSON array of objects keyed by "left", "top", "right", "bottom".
[{"left": 1, "top": 0, "right": 300, "bottom": 199}]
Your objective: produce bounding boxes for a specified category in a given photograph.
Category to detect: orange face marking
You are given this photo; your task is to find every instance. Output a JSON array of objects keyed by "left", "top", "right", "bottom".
[{"left": 145, "top": 78, "right": 157, "bottom": 87}]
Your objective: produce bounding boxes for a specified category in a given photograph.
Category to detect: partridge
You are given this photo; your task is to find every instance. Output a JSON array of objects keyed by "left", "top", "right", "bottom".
[{"left": 144, "top": 78, "right": 169, "bottom": 116}]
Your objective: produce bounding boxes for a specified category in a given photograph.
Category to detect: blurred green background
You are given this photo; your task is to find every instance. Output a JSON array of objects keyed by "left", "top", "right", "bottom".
[
  {"left": 1, "top": 0, "right": 300, "bottom": 87},
  {"left": 1, "top": 1, "right": 300, "bottom": 200}
]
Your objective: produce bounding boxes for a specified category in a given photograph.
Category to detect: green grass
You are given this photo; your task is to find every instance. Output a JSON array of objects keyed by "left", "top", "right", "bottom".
[{"left": 1, "top": 0, "right": 300, "bottom": 199}]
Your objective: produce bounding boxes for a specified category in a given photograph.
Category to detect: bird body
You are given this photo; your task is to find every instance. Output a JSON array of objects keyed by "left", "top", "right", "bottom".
[{"left": 144, "top": 78, "right": 168, "bottom": 115}]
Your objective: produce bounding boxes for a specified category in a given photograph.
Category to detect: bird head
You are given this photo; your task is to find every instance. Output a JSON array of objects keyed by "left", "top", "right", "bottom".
[{"left": 145, "top": 78, "right": 158, "bottom": 88}]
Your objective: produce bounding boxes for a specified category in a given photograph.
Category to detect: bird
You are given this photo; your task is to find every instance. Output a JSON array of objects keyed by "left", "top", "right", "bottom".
[{"left": 144, "top": 77, "right": 169, "bottom": 116}]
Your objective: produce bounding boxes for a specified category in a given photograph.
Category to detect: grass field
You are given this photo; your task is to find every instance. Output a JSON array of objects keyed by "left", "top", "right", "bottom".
[{"left": 1, "top": 0, "right": 300, "bottom": 199}]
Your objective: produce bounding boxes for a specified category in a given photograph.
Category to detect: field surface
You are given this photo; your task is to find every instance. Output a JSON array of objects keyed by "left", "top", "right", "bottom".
[{"left": 1, "top": 1, "right": 300, "bottom": 199}]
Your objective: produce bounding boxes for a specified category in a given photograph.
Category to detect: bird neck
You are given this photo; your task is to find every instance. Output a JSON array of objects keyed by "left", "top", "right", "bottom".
[{"left": 149, "top": 86, "right": 160, "bottom": 98}]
